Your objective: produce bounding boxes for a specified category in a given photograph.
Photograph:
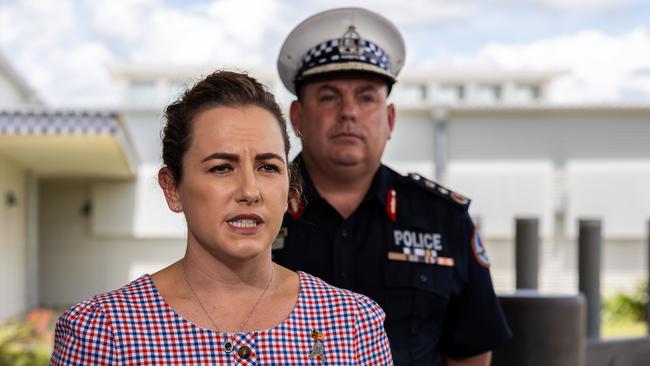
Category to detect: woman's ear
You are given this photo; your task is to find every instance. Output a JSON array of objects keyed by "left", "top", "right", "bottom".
[
  {"left": 158, "top": 167, "right": 183, "bottom": 213},
  {"left": 287, "top": 187, "right": 303, "bottom": 217}
]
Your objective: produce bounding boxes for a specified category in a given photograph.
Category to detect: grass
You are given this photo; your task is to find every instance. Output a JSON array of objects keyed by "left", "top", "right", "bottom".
[{"left": 602, "top": 320, "right": 648, "bottom": 338}]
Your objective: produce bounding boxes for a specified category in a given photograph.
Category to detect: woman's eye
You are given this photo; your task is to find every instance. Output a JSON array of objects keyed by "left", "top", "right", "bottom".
[
  {"left": 260, "top": 164, "right": 281, "bottom": 173},
  {"left": 209, "top": 164, "right": 232, "bottom": 174}
]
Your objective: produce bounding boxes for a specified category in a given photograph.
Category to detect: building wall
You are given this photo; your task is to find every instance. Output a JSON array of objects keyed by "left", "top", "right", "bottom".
[
  {"left": 445, "top": 110, "right": 650, "bottom": 294},
  {"left": 378, "top": 108, "right": 650, "bottom": 295},
  {"left": 0, "top": 155, "right": 26, "bottom": 320},
  {"left": 34, "top": 106, "right": 650, "bottom": 307},
  {"left": 0, "top": 69, "right": 26, "bottom": 105},
  {"left": 384, "top": 109, "right": 437, "bottom": 178},
  {"left": 38, "top": 179, "right": 185, "bottom": 307}
]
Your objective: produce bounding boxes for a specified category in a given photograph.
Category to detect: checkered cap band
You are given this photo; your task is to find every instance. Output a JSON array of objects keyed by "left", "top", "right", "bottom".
[{"left": 296, "top": 38, "right": 392, "bottom": 82}]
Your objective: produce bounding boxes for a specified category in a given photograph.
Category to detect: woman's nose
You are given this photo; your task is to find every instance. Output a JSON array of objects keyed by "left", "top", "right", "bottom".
[{"left": 235, "top": 169, "right": 261, "bottom": 205}]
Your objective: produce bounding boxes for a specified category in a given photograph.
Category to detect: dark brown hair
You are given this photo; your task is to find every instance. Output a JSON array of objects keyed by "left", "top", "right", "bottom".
[{"left": 161, "top": 70, "right": 300, "bottom": 194}]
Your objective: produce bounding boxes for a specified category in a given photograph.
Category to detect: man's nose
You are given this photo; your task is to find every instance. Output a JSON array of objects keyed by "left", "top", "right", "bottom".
[{"left": 339, "top": 94, "right": 358, "bottom": 122}]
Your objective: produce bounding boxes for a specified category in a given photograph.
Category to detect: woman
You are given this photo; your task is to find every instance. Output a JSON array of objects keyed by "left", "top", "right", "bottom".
[{"left": 50, "top": 70, "right": 393, "bottom": 365}]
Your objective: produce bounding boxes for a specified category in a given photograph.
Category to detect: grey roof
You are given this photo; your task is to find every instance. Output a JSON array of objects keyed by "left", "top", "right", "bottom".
[{"left": 0, "top": 109, "right": 119, "bottom": 135}]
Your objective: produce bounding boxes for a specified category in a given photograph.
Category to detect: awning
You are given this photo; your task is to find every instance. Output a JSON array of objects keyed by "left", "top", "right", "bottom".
[{"left": 0, "top": 109, "right": 136, "bottom": 178}]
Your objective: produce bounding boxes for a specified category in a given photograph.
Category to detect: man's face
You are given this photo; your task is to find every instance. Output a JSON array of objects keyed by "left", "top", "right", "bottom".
[{"left": 290, "top": 76, "right": 395, "bottom": 172}]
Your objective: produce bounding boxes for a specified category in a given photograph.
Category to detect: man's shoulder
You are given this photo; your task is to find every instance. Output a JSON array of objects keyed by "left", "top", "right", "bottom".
[{"left": 384, "top": 166, "right": 471, "bottom": 212}]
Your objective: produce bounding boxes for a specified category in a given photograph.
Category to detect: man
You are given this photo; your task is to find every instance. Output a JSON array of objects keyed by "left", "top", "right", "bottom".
[{"left": 273, "top": 8, "right": 511, "bottom": 366}]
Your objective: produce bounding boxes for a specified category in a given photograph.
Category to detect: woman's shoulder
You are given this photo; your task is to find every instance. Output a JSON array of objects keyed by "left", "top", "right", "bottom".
[
  {"left": 58, "top": 275, "right": 158, "bottom": 323},
  {"left": 297, "top": 271, "right": 385, "bottom": 321}
]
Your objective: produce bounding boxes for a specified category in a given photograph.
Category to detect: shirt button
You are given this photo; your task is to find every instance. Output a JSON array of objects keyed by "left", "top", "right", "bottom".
[
  {"left": 238, "top": 345, "right": 252, "bottom": 359},
  {"left": 419, "top": 274, "right": 428, "bottom": 283},
  {"left": 341, "top": 229, "right": 348, "bottom": 237},
  {"left": 340, "top": 271, "right": 349, "bottom": 279}
]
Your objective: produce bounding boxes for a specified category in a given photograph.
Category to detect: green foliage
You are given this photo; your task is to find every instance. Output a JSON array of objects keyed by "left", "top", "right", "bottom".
[
  {"left": 602, "top": 281, "right": 648, "bottom": 323},
  {"left": 0, "top": 309, "right": 55, "bottom": 366}
]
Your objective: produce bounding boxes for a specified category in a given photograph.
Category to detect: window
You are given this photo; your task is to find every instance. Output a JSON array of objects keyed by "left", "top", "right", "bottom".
[
  {"left": 474, "top": 84, "right": 502, "bottom": 103},
  {"left": 511, "top": 83, "right": 542, "bottom": 103},
  {"left": 390, "top": 83, "right": 427, "bottom": 104},
  {"left": 436, "top": 84, "right": 465, "bottom": 104},
  {"left": 129, "top": 80, "right": 157, "bottom": 106}
]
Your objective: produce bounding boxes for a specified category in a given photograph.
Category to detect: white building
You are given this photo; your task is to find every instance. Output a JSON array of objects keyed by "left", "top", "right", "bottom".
[{"left": 1, "top": 54, "right": 649, "bottom": 321}]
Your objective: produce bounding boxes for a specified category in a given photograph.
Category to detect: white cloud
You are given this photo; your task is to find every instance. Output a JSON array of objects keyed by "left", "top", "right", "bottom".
[
  {"left": 0, "top": 0, "right": 284, "bottom": 105},
  {"left": 487, "top": 0, "right": 636, "bottom": 12},
  {"left": 272, "top": 0, "right": 477, "bottom": 28},
  {"left": 438, "top": 27, "right": 650, "bottom": 103},
  {"left": 0, "top": 0, "right": 648, "bottom": 105}
]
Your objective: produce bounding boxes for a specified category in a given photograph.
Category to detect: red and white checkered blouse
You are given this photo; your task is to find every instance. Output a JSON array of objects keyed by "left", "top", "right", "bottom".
[{"left": 51, "top": 271, "right": 393, "bottom": 365}]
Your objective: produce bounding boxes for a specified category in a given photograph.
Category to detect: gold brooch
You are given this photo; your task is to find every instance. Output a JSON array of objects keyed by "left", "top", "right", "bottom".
[{"left": 309, "top": 328, "right": 326, "bottom": 361}]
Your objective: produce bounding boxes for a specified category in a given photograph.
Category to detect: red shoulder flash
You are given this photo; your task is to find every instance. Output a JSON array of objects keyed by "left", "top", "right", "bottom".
[{"left": 386, "top": 188, "right": 397, "bottom": 222}]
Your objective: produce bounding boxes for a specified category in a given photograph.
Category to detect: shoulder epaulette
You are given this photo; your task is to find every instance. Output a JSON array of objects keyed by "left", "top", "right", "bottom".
[{"left": 406, "top": 172, "right": 471, "bottom": 209}]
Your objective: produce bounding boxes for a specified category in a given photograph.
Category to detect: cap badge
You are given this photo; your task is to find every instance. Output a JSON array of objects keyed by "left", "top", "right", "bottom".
[{"left": 339, "top": 25, "right": 364, "bottom": 56}]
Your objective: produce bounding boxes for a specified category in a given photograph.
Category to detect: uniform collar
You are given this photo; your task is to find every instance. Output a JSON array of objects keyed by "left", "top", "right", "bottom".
[{"left": 294, "top": 154, "right": 393, "bottom": 209}]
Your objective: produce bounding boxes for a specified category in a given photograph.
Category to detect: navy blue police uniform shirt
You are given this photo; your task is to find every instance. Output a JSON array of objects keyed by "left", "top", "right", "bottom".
[{"left": 272, "top": 156, "right": 512, "bottom": 365}]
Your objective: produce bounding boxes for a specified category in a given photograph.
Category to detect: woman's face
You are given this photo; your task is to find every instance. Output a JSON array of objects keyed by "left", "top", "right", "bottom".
[{"left": 164, "top": 105, "right": 289, "bottom": 262}]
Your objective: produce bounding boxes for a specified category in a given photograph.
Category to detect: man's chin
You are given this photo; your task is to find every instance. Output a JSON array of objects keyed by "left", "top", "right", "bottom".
[{"left": 330, "top": 154, "right": 363, "bottom": 167}]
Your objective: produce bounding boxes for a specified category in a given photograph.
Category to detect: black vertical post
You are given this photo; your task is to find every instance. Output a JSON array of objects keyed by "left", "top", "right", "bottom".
[
  {"left": 578, "top": 219, "right": 602, "bottom": 340},
  {"left": 515, "top": 217, "right": 539, "bottom": 290}
]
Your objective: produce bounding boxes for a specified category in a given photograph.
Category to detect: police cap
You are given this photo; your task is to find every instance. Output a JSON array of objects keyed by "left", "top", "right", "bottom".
[{"left": 277, "top": 7, "right": 406, "bottom": 96}]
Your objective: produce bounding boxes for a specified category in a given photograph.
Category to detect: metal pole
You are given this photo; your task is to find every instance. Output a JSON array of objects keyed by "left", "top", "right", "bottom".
[
  {"left": 515, "top": 217, "right": 539, "bottom": 290},
  {"left": 578, "top": 219, "right": 602, "bottom": 340},
  {"left": 432, "top": 107, "right": 448, "bottom": 182}
]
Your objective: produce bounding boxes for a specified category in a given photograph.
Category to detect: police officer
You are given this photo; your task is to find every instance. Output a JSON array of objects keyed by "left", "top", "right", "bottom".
[{"left": 273, "top": 8, "right": 511, "bottom": 366}]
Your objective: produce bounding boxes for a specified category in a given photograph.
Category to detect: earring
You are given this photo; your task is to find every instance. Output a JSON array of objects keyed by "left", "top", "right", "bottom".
[{"left": 174, "top": 207, "right": 182, "bottom": 212}]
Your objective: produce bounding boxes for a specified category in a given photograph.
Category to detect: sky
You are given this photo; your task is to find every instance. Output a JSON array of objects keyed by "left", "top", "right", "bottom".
[{"left": 1, "top": 0, "right": 649, "bottom": 106}]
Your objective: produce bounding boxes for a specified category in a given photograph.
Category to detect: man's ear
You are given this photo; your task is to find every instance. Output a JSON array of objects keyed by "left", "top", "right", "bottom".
[
  {"left": 158, "top": 167, "right": 182, "bottom": 213},
  {"left": 387, "top": 103, "right": 396, "bottom": 139},
  {"left": 289, "top": 100, "right": 303, "bottom": 139}
]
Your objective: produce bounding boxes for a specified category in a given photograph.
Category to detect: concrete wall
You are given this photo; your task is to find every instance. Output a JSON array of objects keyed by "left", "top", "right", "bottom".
[
  {"left": 447, "top": 110, "right": 650, "bottom": 238},
  {"left": 384, "top": 109, "right": 437, "bottom": 178},
  {"left": 0, "top": 69, "right": 26, "bottom": 106},
  {"left": 0, "top": 154, "right": 26, "bottom": 320},
  {"left": 35, "top": 106, "right": 650, "bottom": 306},
  {"left": 38, "top": 179, "right": 185, "bottom": 307},
  {"left": 378, "top": 108, "right": 650, "bottom": 295}
]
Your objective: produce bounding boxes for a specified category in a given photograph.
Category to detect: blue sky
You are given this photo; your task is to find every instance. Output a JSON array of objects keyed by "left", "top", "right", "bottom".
[{"left": 1, "top": 0, "right": 649, "bottom": 105}]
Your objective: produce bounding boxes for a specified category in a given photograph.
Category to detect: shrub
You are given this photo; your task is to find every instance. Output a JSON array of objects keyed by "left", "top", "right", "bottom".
[
  {"left": 602, "top": 281, "right": 648, "bottom": 323},
  {"left": 0, "top": 308, "right": 55, "bottom": 366}
]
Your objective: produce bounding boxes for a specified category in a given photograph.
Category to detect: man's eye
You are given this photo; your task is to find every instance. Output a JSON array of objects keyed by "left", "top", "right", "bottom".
[
  {"left": 209, "top": 164, "right": 232, "bottom": 174},
  {"left": 359, "top": 94, "right": 376, "bottom": 103},
  {"left": 319, "top": 94, "right": 337, "bottom": 102}
]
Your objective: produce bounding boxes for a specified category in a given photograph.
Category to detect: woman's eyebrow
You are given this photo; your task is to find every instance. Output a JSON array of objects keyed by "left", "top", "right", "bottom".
[
  {"left": 201, "top": 152, "right": 238, "bottom": 163},
  {"left": 256, "top": 153, "right": 286, "bottom": 164}
]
